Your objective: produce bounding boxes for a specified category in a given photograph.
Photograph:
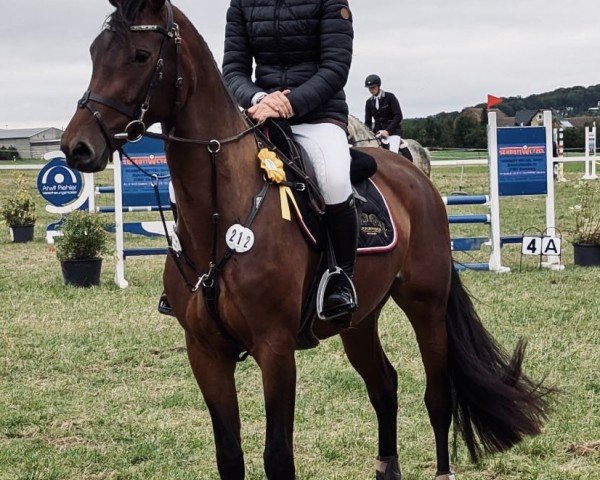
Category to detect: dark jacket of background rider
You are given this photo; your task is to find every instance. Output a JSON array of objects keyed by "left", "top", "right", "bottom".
[{"left": 365, "top": 91, "right": 403, "bottom": 136}]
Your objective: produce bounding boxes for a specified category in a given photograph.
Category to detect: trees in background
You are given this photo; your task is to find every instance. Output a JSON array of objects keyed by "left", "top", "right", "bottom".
[
  {"left": 403, "top": 84, "right": 599, "bottom": 149},
  {"left": 403, "top": 111, "right": 486, "bottom": 149}
]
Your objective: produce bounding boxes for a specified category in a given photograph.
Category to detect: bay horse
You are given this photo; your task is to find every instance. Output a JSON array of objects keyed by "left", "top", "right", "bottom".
[{"left": 61, "top": 1, "right": 552, "bottom": 479}]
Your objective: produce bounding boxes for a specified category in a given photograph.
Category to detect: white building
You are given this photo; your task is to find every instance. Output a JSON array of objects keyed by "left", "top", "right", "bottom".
[{"left": 0, "top": 128, "right": 63, "bottom": 159}]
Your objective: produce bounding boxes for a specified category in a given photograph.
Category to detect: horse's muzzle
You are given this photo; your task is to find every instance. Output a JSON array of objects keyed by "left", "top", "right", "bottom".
[{"left": 61, "top": 137, "right": 108, "bottom": 173}]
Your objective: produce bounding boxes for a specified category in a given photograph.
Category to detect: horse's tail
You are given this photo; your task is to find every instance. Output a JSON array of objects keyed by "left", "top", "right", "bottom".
[{"left": 445, "top": 267, "right": 554, "bottom": 461}]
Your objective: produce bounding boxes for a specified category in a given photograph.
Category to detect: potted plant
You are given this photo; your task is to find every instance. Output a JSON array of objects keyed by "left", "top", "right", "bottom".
[
  {"left": 56, "top": 211, "right": 111, "bottom": 287},
  {"left": 570, "top": 181, "right": 600, "bottom": 266},
  {"left": 0, "top": 173, "right": 37, "bottom": 243}
]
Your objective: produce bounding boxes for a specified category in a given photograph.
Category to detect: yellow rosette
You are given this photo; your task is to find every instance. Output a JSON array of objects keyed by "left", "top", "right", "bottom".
[{"left": 258, "top": 148, "right": 302, "bottom": 221}]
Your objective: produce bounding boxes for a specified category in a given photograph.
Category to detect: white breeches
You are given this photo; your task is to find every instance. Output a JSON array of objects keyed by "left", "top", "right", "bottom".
[
  {"left": 291, "top": 122, "right": 352, "bottom": 205},
  {"left": 381, "top": 134, "right": 402, "bottom": 154}
]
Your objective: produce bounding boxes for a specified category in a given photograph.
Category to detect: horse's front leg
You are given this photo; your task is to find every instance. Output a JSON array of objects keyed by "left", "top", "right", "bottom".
[
  {"left": 185, "top": 331, "right": 245, "bottom": 480},
  {"left": 254, "top": 334, "right": 297, "bottom": 480},
  {"left": 340, "top": 308, "right": 402, "bottom": 480}
]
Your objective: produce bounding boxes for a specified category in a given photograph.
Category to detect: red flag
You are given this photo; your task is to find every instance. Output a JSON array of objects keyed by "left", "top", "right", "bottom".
[{"left": 487, "top": 94, "right": 503, "bottom": 109}]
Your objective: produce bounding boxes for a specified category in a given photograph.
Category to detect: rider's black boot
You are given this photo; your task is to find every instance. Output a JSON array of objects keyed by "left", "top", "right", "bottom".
[
  {"left": 321, "top": 195, "right": 359, "bottom": 320},
  {"left": 399, "top": 142, "right": 413, "bottom": 163}
]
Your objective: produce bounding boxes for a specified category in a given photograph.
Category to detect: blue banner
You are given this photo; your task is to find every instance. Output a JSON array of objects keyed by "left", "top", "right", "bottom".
[
  {"left": 497, "top": 127, "right": 547, "bottom": 196},
  {"left": 121, "top": 137, "right": 170, "bottom": 207}
]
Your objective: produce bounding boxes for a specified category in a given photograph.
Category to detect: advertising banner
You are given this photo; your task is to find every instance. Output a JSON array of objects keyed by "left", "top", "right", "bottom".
[
  {"left": 497, "top": 127, "right": 547, "bottom": 196},
  {"left": 121, "top": 137, "right": 170, "bottom": 207}
]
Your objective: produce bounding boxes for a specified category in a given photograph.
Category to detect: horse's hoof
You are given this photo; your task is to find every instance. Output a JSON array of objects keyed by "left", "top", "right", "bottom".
[
  {"left": 435, "top": 473, "right": 456, "bottom": 480},
  {"left": 375, "top": 455, "right": 401, "bottom": 480}
]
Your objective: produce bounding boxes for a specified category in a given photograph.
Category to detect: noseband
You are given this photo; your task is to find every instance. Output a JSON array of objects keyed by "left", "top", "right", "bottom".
[{"left": 77, "top": 0, "right": 183, "bottom": 148}]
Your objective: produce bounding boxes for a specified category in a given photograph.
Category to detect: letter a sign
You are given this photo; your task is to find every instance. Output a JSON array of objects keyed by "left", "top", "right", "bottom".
[{"left": 542, "top": 237, "right": 561, "bottom": 255}]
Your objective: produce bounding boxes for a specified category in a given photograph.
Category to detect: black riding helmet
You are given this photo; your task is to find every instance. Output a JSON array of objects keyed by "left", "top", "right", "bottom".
[{"left": 365, "top": 74, "right": 381, "bottom": 87}]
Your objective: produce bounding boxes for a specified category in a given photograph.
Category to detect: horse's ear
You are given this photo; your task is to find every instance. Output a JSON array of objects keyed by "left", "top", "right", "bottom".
[
  {"left": 148, "top": 0, "right": 166, "bottom": 12},
  {"left": 109, "top": 0, "right": 120, "bottom": 6}
]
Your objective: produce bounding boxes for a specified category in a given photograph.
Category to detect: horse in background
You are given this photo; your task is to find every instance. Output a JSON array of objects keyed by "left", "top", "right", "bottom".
[{"left": 348, "top": 114, "right": 432, "bottom": 177}]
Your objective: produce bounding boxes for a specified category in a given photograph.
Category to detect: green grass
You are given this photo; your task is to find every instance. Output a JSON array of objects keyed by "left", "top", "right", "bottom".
[{"left": 0, "top": 168, "right": 598, "bottom": 479}]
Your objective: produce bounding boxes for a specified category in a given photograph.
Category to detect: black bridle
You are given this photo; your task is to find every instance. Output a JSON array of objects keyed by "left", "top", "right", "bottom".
[
  {"left": 77, "top": 0, "right": 260, "bottom": 153},
  {"left": 77, "top": 0, "right": 183, "bottom": 148}
]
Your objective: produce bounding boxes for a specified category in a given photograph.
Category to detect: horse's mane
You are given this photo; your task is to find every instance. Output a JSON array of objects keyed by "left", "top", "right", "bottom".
[{"left": 107, "top": 0, "right": 148, "bottom": 34}]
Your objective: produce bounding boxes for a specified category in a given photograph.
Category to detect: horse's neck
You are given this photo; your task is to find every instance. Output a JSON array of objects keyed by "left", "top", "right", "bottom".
[
  {"left": 165, "top": 20, "right": 258, "bottom": 256},
  {"left": 170, "top": 19, "right": 249, "bottom": 147}
]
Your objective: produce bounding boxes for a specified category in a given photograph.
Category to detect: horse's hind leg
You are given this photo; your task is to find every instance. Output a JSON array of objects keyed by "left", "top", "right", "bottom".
[
  {"left": 185, "top": 332, "right": 245, "bottom": 480},
  {"left": 391, "top": 283, "right": 453, "bottom": 477},
  {"left": 340, "top": 303, "right": 402, "bottom": 479}
]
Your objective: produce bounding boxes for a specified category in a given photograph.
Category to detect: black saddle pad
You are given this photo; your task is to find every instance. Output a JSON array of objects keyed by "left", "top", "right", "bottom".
[{"left": 286, "top": 151, "right": 397, "bottom": 255}]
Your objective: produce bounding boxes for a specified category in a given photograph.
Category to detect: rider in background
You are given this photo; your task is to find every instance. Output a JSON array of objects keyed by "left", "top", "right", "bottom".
[
  {"left": 222, "top": 0, "right": 357, "bottom": 319},
  {"left": 364, "top": 74, "right": 407, "bottom": 156}
]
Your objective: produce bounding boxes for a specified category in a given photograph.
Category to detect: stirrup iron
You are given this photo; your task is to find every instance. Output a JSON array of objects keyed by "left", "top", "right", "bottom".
[
  {"left": 158, "top": 292, "right": 175, "bottom": 317},
  {"left": 316, "top": 267, "right": 357, "bottom": 320}
]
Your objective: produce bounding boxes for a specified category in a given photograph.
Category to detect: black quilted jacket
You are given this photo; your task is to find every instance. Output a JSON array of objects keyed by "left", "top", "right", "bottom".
[{"left": 222, "top": 0, "right": 354, "bottom": 125}]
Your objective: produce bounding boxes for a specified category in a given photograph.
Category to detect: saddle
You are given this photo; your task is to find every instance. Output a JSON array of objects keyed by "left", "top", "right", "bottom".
[
  {"left": 260, "top": 120, "right": 397, "bottom": 349},
  {"left": 262, "top": 120, "right": 397, "bottom": 254}
]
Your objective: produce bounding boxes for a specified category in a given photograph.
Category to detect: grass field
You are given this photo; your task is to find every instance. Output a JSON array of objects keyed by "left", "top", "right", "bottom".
[{"left": 0, "top": 165, "right": 598, "bottom": 479}]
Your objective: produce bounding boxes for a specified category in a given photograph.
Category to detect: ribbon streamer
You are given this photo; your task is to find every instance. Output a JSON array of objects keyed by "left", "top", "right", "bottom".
[{"left": 258, "top": 148, "right": 302, "bottom": 221}]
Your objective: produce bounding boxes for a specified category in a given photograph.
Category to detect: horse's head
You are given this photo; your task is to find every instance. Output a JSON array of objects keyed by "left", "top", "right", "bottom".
[
  {"left": 347, "top": 115, "right": 379, "bottom": 148},
  {"left": 61, "top": 0, "right": 183, "bottom": 172}
]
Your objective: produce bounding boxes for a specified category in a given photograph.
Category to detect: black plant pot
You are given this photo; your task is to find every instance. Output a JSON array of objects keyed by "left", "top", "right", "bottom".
[
  {"left": 573, "top": 243, "right": 600, "bottom": 267},
  {"left": 10, "top": 224, "right": 34, "bottom": 243},
  {"left": 61, "top": 258, "right": 103, "bottom": 287}
]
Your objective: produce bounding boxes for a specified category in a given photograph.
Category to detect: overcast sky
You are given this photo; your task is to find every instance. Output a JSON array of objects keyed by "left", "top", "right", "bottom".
[{"left": 1, "top": 0, "right": 599, "bottom": 130}]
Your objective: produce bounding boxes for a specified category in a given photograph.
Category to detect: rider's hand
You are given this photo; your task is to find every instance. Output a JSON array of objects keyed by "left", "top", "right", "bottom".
[
  {"left": 247, "top": 103, "right": 281, "bottom": 123},
  {"left": 259, "top": 90, "right": 294, "bottom": 118},
  {"left": 378, "top": 130, "right": 390, "bottom": 138}
]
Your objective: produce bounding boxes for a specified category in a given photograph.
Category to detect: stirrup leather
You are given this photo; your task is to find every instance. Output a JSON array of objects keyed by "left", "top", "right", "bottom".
[{"left": 316, "top": 267, "right": 357, "bottom": 320}]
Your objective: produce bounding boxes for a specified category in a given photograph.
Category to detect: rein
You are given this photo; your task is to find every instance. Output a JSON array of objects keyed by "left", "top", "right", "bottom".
[
  {"left": 75, "top": 0, "right": 264, "bottom": 359},
  {"left": 350, "top": 136, "right": 382, "bottom": 146}
]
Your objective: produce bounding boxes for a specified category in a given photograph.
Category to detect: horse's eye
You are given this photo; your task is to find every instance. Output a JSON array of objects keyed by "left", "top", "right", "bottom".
[{"left": 133, "top": 49, "right": 151, "bottom": 63}]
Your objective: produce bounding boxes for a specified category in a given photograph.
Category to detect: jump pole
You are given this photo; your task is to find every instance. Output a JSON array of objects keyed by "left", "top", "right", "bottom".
[
  {"left": 583, "top": 123, "right": 598, "bottom": 180},
  {"left": 486, "top": 113, "right": 510, "bottom": 273}
]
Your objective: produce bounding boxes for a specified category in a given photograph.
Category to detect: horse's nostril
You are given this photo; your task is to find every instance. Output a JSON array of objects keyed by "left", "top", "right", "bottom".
[{"left": 72, "top": 142, "right": 93, "bottom": 160}]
